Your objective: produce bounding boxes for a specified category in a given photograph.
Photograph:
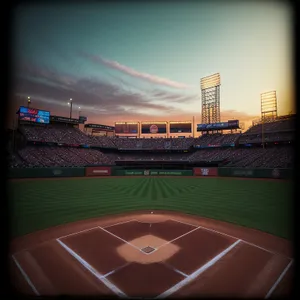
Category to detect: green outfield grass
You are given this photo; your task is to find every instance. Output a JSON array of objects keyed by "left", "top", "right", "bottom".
[{"left": 8, "top": 177, "right": 293, "bottom": 239}]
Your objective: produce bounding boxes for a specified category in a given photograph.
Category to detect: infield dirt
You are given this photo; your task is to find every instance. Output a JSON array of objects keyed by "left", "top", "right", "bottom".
[{"left": 10, "top": 210, "right": 293, "bottom": 298}]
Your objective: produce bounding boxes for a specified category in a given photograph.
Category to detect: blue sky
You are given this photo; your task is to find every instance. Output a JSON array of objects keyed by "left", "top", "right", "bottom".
[{"left": 10, "top": 1, "right": 294, "bottom": 130}]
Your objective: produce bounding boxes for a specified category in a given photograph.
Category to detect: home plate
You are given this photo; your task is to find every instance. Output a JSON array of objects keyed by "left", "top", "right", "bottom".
[{"left": 141, "top": 246, "right": 156, "bottom": 254}]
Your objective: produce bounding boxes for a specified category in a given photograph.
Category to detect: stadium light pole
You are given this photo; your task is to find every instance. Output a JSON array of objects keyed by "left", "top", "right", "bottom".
[
  {"left": 262, "top": 118, "right": 265, "bottom": 149},
  {"left": 78, "top": 106, "right": 81, "bottom": 117},
  {"left": 68, "top": 98, "right": 73, "bottom": 119}
]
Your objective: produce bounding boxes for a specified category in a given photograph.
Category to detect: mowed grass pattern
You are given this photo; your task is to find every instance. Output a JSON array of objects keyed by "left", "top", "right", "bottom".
[{"left": 8, "top": 177, "right": 293, "bottom": 239}]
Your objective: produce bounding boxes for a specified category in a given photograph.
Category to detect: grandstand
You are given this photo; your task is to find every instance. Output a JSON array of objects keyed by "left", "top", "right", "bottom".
[
  {"left": 8, "top": 88, "right": 294, "bottom": 172},
  {"left": 8, "top": 113, "right": 294, "bottom": 169}
]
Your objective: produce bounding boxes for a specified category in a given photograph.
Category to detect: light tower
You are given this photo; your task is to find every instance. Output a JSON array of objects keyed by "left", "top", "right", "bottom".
[
  {"left": 200, "top": 73, "right": 221, "bottom": 124},
  {"left": 260, "top": 91, "right": 278, "bottom": 149},
  {"left": 68, "top": 98, "right": 73, "bottom": 119}
]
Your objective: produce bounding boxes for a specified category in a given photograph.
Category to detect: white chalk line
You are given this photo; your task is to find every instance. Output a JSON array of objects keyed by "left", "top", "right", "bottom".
[
  {"left": 58, "top": 226, "right": 100, "bottom": 240},
  {"left": 12, "top": 220, "right": 137, "bottom": 257},
  {"left": 169, "top": 218, "right": 292, "bottom": 259},
  {"left": 133, "top": 219, "right": 152, "bottom": 224},
  {"left": 155, "top": 239, "right": 242, "bottom": 299},
  {"left": 162, "top": 262, "right": 188, "bottom": 278},
  {"left": 168, "top": 218, "right": 199, "bottom": 228},
  {"left": 157, "top": 227, "right": 200, "bottom": 250},
  {"left": 133, "top": 219, "right": 166, "bottom": 225},
  {"left": 265, "top": 259, "right": 293, "bottom": 298},
  {"left": 12, "top": 217, "right": 293, "bottom": 298},
  {"left": 56, "top": 239, "right": 128, "bottom": 298},
  {"left": 102, "top": 219, "right": 136, "bottom": 229},
  {"left": 102, "top": 262, "right": 131, "bottom": 278},
  {"left": 98, "top": 226, "right": 143, "bottom": 252},
  {"left": 101, "top": 222, "right": 200, "bottom": 256},
  {"left": 12, "top": 255, "right": 40, "bottom": 296}
]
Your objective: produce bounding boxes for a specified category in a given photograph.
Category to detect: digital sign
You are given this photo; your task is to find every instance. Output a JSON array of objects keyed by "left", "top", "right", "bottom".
[
  {"left": 19, "top": 106, "right": 50, "bottom": 124},
  {"left": 141, "top": 122, "right": 167, "bottom": 134},
  {"left": 169, "top": 121, "right": 192, "bottom": 133},
  {"left": 85, "top": 123, "right": 115, "bottom": 131},
  {"left": 115, "top": 122, "right": 139, "bottom": 134},
  {"left": 50, "top": 116, "right": 79, "bottom": 124},
  {"left": 197, "top": 120, "right": 239, "bottom": 131},
  {"left": 228, "top": 120, "right": 239, "bottom": 127}
]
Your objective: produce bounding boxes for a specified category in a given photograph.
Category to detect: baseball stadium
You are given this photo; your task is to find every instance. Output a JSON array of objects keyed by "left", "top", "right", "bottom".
[{"left": 8, "top": 73, "right": 294, "bottom": 298}]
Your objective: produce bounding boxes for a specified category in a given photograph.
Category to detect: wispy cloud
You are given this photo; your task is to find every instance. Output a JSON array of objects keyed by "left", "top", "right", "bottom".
[
  {"left": 12, "top": 61, "right": 179, "bottom": 121},
  {"left": 10, "top": 60, "right": 257, "bottom": 131},
  {"left": 81, "top": 52, "right": 192, "bottom": 90}
]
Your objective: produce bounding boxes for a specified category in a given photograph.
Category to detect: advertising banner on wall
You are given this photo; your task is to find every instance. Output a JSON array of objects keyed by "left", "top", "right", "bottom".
[
  {"left": 120, "top": 170, "right": 193, "bottom": 176},
  {"left": 193, "top": 167, "right": 218, "bottom": 176},
  {"left": 85, "top": 166, "right": 111, "bottom": 176}
]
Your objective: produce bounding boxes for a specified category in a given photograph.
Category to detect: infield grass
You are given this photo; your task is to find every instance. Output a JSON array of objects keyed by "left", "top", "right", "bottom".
[{"left": 8, "top": 177, "right": 293, "bottom": 239}]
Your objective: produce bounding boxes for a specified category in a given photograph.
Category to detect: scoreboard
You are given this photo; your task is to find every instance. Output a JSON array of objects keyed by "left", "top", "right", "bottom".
[
  {"left": 19, "top": 106, "right": 50, "bottom": 124},
  {"left": 115, "top": 122, "right": 139, "bottom": 134},
  {"left": 141, "top": 122, "right": 167, "bottom": 134},
  {"left": 169, "top": 121, "right": 192, "bottom": 133}
]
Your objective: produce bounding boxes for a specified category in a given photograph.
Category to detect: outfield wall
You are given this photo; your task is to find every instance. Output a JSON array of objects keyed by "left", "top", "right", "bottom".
[
  {"left": 217, "top": 167, "right": 293, "bottom": 180},
  {"left": 8, "top": 167, "right": 85, "bottom": 178},
  {"left": 8, "top": 166, "right": 292, "bottom": 180},
  {"left": 193, "top": 167, "right": 218, "bottom": 176},
  {"left": 114, "top": 169, "right": 193, "bottom": 176},
  {"left": 86, "top": 166, "right": 112, "bottom": 176}
]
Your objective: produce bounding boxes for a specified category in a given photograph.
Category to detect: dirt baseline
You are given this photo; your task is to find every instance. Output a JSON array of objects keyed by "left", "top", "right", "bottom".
[{"left": 10, "top": 211, "right": 293, "bottom": 298}]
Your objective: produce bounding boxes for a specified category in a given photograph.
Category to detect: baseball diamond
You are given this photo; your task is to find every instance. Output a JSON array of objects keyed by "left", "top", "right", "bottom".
[
  {"left": 9, "top": 176, "right": 293, "bottom": 298},
  {"left": 8, "top": 3, "right": 294, "bottom": 297}
]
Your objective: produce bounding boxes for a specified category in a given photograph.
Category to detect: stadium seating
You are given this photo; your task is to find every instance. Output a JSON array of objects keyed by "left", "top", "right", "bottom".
[
  {"left": 114, "top": 153, "right": 190, "bottom": 161},
  {"left": 10, "top": 144, "right": 293, "bottom": 169},
  {"left": 188, "top": 148, "right": 236, "bottom": 162},
  {"left": 21, "top": 125, "right": 90, "bottom": 144},
  {"left": 10, "top": 122, "right": 292, "bottom": 169},
  {"left": 20, "top": 125, "right": 242, "bottom": 149},
  {"left": 225, "top": 146, "right": 293, "bottom": 168},
  {"left": 193, "top": 133, "right": 241, "bottom": 146},
  {"left": 15, "top": 146, "right": 114, "bottom": 168},
  {"left": 244, "top": 118, "right": 294, "bottom": 135}
]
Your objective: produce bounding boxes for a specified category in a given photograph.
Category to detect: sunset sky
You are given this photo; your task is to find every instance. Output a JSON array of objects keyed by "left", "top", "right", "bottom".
[{"left": 10, "top": 1, "right": 294, "bottom": 131}]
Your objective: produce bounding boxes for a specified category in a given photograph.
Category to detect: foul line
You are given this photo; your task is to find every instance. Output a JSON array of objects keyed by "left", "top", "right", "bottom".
[
  {"left": 58, "top": 226, "right": 100, "bottom": 240},
  {"left": 12, "top": 255, "right": 40, "bottom": 296},
  {"left": 133, "top": 219, "right": 152, "bottom": 224},
  {"left": 56, "top": 239, "right": 128, "bottom": 298},
  {"left": 98, "top": 226, "right": 142, "bottom": 252},
  {"left": 102, "top": 262, "right": 131, "bottom": 278},
  {"left": 162, "top": 262, "right": 188, "bottom": 278},
  {"left": 157, "top": 227, "right": 200, "bottom": 249},
  {"left": 155, "top": 239, "right": 241, "bottom": 299},
  {"left": 169, "top": 218, "right": 292, "bottom": 259},
  {"left": 12, "top": 220, "right": 136, "bottom": 256},
  {"left": 101, "top": 222, "right": 201, "bottom": 255},
  {"left": 168, "top": 218, "right": 198, "bottom": 228},
  {"left": 102, "top": 219, "right": 136, "bottom": 229},
  {"left": 265, "top": 259, "right": 293, "bottom": 298}
]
